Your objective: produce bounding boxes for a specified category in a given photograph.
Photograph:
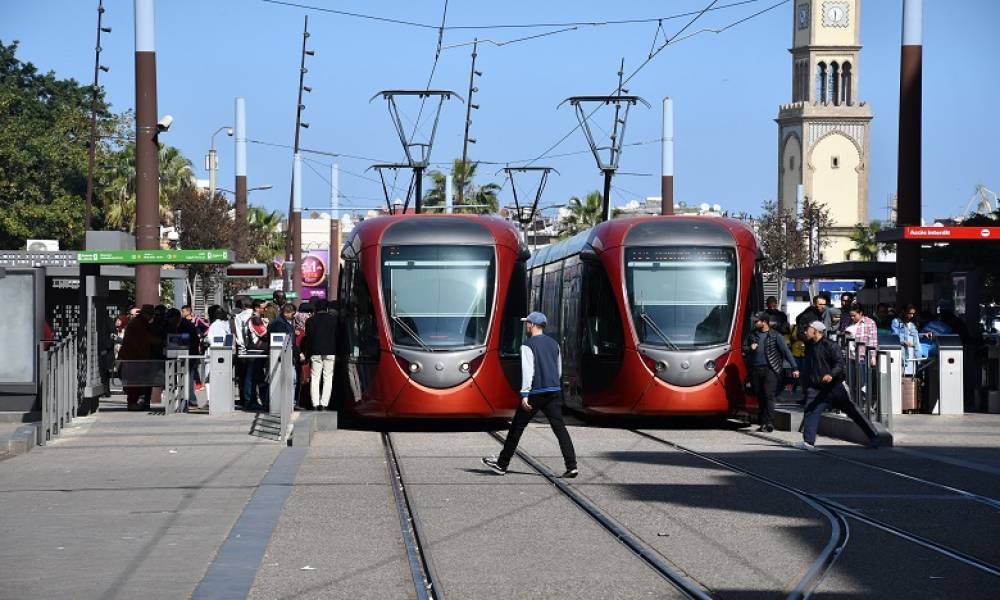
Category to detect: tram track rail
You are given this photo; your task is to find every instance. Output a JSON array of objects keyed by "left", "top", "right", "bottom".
[
  {"left": 488, "top": 430, "right": 713, "bottom": 600},
  {"left": 382, "top": 432, "right": 444, "bottom": 600},
  {"left": 741, "top": 430, "right": 1000, "bottom": 511},
  {"left": 631, "top": 429, "right": 1000, "bottom": 584}
]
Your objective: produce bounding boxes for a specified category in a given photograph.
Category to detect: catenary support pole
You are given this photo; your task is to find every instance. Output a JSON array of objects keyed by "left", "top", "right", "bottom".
[
  {"left": 133, "top": 0, "right": 160, "bottom": 305},
  {"left": 445, "top": 174, "right": 453, "bottom": 214},
  {"left": 602, "top": 169, "right": 613, "bottom": 222},
  {"left": 85, "top": 0, "right": 109, "bottom": 231},
  {"left": 235, "top": 97, "right": 248, "bottom": 259},
  {"left": 292, "top": 153, "right": 303, "bottom": 302},
  {"left": 330, "top": 163, "right": 339, "bottom": 219},
  {"left": 414, "top": 166, "right": 423, "bottom": 214},
  {"left": 896, "top": 0, "right": 922, "bottom": 308},
  {"left": 661, "top": 97, "right": 674, "bottom": 216}
]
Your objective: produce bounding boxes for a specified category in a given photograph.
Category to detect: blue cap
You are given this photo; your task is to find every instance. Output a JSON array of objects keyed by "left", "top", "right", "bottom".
[{"left": 521, "top": 311, "right": 547, "bottom": 326}]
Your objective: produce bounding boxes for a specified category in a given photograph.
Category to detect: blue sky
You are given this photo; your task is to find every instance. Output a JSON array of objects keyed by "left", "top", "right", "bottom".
[{"left": 3, "top": 0, "right": 998, "bottom": 222}]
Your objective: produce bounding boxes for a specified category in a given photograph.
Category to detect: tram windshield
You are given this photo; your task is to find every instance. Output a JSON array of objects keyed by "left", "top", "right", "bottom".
[
  {"left": 381, "top": 245, "right": 495, "bottom": 349},
  {"left": 625, "top": 246, "right": 737, "bottom": 349}
]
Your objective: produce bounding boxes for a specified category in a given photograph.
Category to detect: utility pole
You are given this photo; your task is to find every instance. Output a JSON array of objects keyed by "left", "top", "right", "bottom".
[
  {"left": 660, "top": 97, "right": 674, "bottom": 215},
  {"left": 85, "top": 0, "right": 111, "bottom": 231},
  {"left": 234, "top": 97, "right": 247, "bottom": 258},
  {"left": 896, "top": 0, "right": 923, "bottom": 308},
  {"left": 286, "top": 15, "right": 314, "bottom": 301},
  {"left": 133, "top": 0, "right": 160, "bottom": 306},
  {"left": 459, "top": 39, "right": 481, "bottom": 207}
]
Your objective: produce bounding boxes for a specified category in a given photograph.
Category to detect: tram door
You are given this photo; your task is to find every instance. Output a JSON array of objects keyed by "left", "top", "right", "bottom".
[
  {"left": 579, "top": 261, "right": 624, "bottom": 399},
  {"left": 560, "top": 257, "right": 583, "bottom": 395}
]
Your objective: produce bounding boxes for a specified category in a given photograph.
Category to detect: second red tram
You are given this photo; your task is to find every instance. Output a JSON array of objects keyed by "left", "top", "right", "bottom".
[
  {"left": 336, "top": 214, "right": 527, "bottom": 418},
  {"left": 527, "top": 216, "right": 763, "bottom": 416}
]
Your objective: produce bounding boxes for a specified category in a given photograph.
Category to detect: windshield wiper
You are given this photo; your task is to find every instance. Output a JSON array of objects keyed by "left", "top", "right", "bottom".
[
  {"left": 639, "top": 311, "right": 679, "bottom": 351},
  {"left": 391, "top": 314, "right": 433, "bottom": 352}
]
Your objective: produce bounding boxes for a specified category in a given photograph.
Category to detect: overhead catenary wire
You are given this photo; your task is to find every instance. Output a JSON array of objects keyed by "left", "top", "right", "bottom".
[
  {"left": 261, "top": 0, "right": 767, "bottom": 31},
  {"left": 519, "top": 0, "right": 785, "bottom": 169}
]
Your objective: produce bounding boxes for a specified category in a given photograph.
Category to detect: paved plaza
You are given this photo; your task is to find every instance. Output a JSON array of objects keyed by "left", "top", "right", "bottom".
[{"left": 2, "top": 405, "right": 998, "bottom": 599}]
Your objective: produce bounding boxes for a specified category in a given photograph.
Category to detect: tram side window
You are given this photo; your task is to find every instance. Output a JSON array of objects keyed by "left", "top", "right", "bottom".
[
  {"left": 529, "top": 269, "right": 543, "bottom": 312},
  {"left": 498, "top": 261, "right": 528, "bottom": 357},
  {"left": 345, "top": 261, "right": 379, "bottom": 359},
  {"left": 541, "top": 266, "right": 563, "bottom": 339},
  {"left": 583, "top": 263, "right": 624, "bottom": 356}
]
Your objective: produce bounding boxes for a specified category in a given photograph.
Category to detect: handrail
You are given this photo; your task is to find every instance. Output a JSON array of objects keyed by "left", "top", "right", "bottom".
[{"left": 38, "top": 335, "right": 80, "bottom": 445}]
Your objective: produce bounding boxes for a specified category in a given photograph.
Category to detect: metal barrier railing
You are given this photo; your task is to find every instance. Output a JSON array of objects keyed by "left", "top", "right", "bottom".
[
  {"left": 834, "top": 335, "right": 892, "bottom": 431},
  {"left": 38, "top": 335, "right": 80, "bottom": 445},
  {"left": 161, "top": 356, "right": 205, "bottom": 414}
]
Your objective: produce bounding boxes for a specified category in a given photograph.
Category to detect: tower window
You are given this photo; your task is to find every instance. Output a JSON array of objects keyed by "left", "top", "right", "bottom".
[
  {"left": 830, "top": 62, "right": 841, "bottom": 106},
  {"left": 842, "top": 62, "right": 853, "bottom": 105},
  {"left": 816, "top": 62, "right": 828, "bottom": 104},
  {"left": 790, "top": 155, "right": 796, "bottom": 171},
  {"left": 831, "top": 156, "right": 840, "bottom": 169}
]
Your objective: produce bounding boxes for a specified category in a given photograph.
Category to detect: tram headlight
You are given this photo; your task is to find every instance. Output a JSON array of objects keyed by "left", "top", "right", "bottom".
[
  {"left": 704, "top": 359, "right": 716, "bottom": 371},
  {"left": 408, "top": 361, "right": 422, "bottom": 373},
  {"left": 459, "top": 362, "right": 470, "bottom": 373},
  {"left": 656, "top": 361, "right": 669, "bottom": 373}
]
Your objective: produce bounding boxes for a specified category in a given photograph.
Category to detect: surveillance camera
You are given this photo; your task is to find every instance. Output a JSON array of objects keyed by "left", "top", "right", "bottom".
[
  {"left": 157, "top": 114, "right": 174, "bottom": 132},
  {"left": 227, "top": 127, "right": 234, "bottom": 136}
]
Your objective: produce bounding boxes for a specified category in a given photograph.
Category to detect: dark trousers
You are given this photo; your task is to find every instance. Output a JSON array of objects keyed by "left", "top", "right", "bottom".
[
  {"left": 241, "top": 357, "right": 268, "bottom": 409},
  {"left": 751, "top": 365, "right": 778, "bottom": 426},
  {"left": 498, "top": 392, "right": 577, "bottom": 471},
  {"left": 802, "top": 381, "right": 878, "bottom": 445}
]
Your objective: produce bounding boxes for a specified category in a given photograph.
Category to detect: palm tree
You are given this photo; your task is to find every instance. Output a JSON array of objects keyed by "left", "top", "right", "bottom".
[
  {"left": 846, "top": 221, "right": 886, "bottom": 262},
  {"left": 424, "top": 159, "right": 500, "bottom": 214},
  {"left": 246, "top": 205, "right": 286, "bottom": 263},
  {"left": 101, "top": 143, "right": 195, "bottom": 231},
  {"left": 558, "top": 191, "right": 603, "bottom": 237}
]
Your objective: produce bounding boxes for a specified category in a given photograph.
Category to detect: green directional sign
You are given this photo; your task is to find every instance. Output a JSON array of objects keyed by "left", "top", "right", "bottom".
[{"left": 77, "top": 249, "right": 233, "bottom": 265}]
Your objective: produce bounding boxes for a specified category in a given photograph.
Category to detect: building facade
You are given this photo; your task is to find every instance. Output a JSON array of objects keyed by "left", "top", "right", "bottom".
[{"left": 776, "top": 0, "right": 873, "bottom": 263}]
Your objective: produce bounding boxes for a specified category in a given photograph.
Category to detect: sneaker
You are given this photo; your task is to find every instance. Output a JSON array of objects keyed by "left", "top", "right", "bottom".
[
  {"left": 562, "top": 468, "right": 579, "bottom": 479},
  {"left": 764, "top": 425, "right": 774, "bottom": 433},
  {"left": 756, "top": 426, "right": 766, "bottom": 432},
  {"left": 481, "top": 456, "right": 507, "bottom": 475},
  {"left": 794, "top": 441, "right": 817, "bottom": 451}
]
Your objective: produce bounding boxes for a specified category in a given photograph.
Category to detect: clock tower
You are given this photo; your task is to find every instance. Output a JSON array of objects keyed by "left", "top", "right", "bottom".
[{"left": 777, "top": 0, "right": 872, "bottom": 263}]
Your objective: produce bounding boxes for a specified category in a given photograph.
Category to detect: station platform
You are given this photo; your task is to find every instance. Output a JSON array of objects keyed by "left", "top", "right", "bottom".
[{"left": 1, "top": 403, "right": 999, "bottom": 599}]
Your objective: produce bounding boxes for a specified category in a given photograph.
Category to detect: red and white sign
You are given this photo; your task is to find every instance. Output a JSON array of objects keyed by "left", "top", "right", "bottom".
[{"left": 903, "top": 226, "right": 1000, "bottom": 240}]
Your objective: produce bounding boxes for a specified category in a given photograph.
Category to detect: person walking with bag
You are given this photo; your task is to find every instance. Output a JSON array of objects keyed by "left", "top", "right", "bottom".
[
  {"left": 482, "top": 312, "right": 577, "bottom": 478},
  {"left": 743, "top": 311, "right": 799, "bottom": 432},
  {"left": 304, "top": 299, "right": 338, "bottom": 411}
]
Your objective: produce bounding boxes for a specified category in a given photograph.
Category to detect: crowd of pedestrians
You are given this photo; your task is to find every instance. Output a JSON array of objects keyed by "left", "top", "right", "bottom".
[
  {"left": 113, "top": 291, "right": 341, "bottom": 413},
  {"left": 743, "top": 291, "right": 978, "bottom": 450}
]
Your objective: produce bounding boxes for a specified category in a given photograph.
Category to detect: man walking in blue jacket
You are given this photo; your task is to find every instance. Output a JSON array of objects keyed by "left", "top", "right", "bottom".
[{"left": 483, "top": 312, "right": 578, "bottom": 478}]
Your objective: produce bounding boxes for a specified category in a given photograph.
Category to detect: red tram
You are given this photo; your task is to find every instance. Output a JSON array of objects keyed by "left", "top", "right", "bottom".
[
  {"left": 336, "top": 214, "right": 528, "bottom": 418},
  {"left": 527, "top": 216, "right": 762, "bottom": 416}
]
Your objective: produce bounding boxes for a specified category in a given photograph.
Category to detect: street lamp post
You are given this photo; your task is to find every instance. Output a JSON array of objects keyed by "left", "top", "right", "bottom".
[{"left": 206, "top": 125, "right": 233, "bottom": 201}]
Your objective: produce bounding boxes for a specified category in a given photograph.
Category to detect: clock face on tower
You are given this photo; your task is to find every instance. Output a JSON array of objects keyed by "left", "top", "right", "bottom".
[{"left": 822, "top": 1, "right": 850, "bottom": 27}]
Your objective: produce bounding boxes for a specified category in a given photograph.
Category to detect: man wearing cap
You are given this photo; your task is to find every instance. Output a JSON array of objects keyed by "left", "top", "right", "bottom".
[
  {"left": 483, "top": 312, "right": 578, "bottom": 478},
  {"left": 797, "top": 321, "right": 882, "bottom": 450},
  {"left": 743, "top": 311, "right": 799, "bottom": 432}
]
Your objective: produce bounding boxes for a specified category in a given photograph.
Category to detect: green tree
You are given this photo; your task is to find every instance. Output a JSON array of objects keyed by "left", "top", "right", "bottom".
[
  {"left": 846, "top": 220, "right": 890, "bottom": 262},
  {"left": 558, "top": 191, "right": 603, "bottom": 237},
  {"left": 0, "top": 40, "right": 123, "bottom": 248},
  {"left": 102, "top": 142, "right": 195, "bottom": 232},
  {"left": 425, "top": 159, "right": 500, "bottom": 214},
  {"left": 246, "top": 205, "right": 286, "bottom": 264}
]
